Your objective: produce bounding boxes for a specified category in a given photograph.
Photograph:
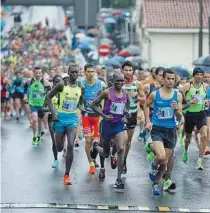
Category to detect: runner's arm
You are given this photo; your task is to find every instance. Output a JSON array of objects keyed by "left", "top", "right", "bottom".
[
  {"left": 137, "top": 81, "right": 146, "bottom": 105},
  {"left": 46, "top": 81, "right": 64, "bottom": 118},
  {"left": 174, "top": 92, "right": 183, "bottom": 120},
  {"left": 143, "top": 91, "right": 155, "bottom": 123},
  {"left": 91, "top": 89, "right": 109, "bottom": 118}
]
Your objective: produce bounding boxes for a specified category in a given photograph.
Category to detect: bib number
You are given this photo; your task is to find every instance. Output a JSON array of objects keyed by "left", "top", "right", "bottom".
[
  {"left": 157, "top": 107, "right": 173, "bottom": 119},
  {"left": 32, "top": 92, "right": 41, "bottom": 99},
  {"left": 194, "top": 94, "right": 205, "bottom": 104},
  {"left": 63, "top": 100, "right": 77, "bottom": 112},
  {"left": 110, "top": 102, "right": 125, "bottom": 115}
]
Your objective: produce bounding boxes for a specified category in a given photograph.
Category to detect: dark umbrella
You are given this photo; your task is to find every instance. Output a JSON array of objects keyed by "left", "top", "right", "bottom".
[
  {"left": 87, "top": 28, "right": 100, "bottom": 37},
  {"left": 171, "top": 66, "right": 190, "bottom": 79},
  {"left": 125, "top": 45, "right": 141, "bottom": 56},
  {"left": 193, "top": 55, "right": 210, "bottom": 66},
  {"left": 105, "top": 58, "right": 121, "bottom": 67},
  {"left": 196, "top": 66, "right": 210, "bottom": 73}
]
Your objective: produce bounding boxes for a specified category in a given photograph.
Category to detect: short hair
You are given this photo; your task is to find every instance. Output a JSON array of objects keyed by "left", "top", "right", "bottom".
[
  {"left": 155, "top": 67, "right": 164, "bottom": 76},
  {"left": 68, "top": 63, "right": 78, "bottom": 72},
  {"left": 84, "top": 63, "right": 95, "bottom": 71},
  {"left": 52, "top": 75, "right": 62, "bottom": 83},
  {"left": 34, "top": 66, "right": 42, "bottom": 72},
  {"left": 122, "top": 61, "right": 133, "bottom": 70},
  {"left": 163, "top": 69, "right": 175, "bottom": 78}
]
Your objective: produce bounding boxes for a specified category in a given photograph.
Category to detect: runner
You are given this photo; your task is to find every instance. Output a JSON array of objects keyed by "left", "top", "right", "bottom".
[
  {"left": 91, "top": 72, "right": 130, "bottom": 190},
  {"left": 144, "top": 69, "right": 182, "bottom": 195},
  {"left": 27, "top": 67, "right": 51, "bottom": 145},
  {"left": 46, "top": 75, "right": 63, "bottom": 168},
  {"left": 122, "top": 61, "right": 145, "bottom": 174},
  {"left": 183, "top": 67, "right": 209, "bottom": 170},
  {"left": 11, "top": 71, "right": 24, "bottom": 122},
  {"left": 81, "top": 63, "right": 106, "bottom": 174},
  {"left": 46, "top": 64, "right": 82, "bottom": 185}
]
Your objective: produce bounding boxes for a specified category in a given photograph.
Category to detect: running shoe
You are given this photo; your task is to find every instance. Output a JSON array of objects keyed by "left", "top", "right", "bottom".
[
  {"left": 74, "top": 139, "right": 79, "bottom": 148},
  {"left": 180, "top": 137, "right": 185, "bottom": 147},
  {"left": 99, "top": 168, "right": 105, "bottom": 180},
  {"left": 182, "top": 152, "right": 189, "bottom": 164},
  {"left": 52, "top": 160, "right": 59, "bottom": 168},
  {"left": 113, "top": 179, "right": 124, "bottom": 191},
  {"left": 152, "top": 183, "right": 161, "bottom": 196},
  {"left": 149, "top": 162, "right": 158, "bottom": 182},
  {"left": 36, "top": 136, "right": 41, "bottom": 145},
  {"left": 89, "top": 165, "right": 96, "bottom": 174},
  {"left": 144, "top": 142, "right": 152, "bottom": 154},
  {"left": 40, "top": 131, "right": 45, "bottom": 137},
  {"left": 163, "top": 178, "right": 174, "bottom": 191},
  {"left": 90, "top": 140, "right": 99, "bottom": 160},
  {"left": 138, "top": 132, "right": 143, "bottom": 141},
  {"left": 147, "top": 152, "right": 155, "bottom": 163},
  {"left": 111, "top": 155, "right": 117, "bottom": 169},
  {"left": 63, "top": 175, "right": 72, "bottom": 185},
  {"left": 32, "top": 137, "right": 37, "bottom": 146},
  {"left": 204, "top": 147, "right": 210, "bottom": 155},
  {"left": 93, "top": 159, "right": 99, "bottom": 168},
  {"left": 195, "top": 159, "right": 204, "bottom": 170}
]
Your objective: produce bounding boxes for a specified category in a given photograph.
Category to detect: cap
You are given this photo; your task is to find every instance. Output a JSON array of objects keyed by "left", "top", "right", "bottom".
[
  {"left": 193, "top": 67, "right": 204, "bottom": 76},
  {"left": 61, "top": 73, "right": 69, "bottom": 79}
]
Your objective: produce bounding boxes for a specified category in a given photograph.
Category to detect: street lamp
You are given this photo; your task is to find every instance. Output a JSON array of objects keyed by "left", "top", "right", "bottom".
[{"left": 198, "top": 0, "right": 203, "bottom": 57}]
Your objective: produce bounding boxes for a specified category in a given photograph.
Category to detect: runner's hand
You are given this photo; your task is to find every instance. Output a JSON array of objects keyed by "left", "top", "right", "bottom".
[
  {"left": 190, "top": 98, "right": 198, "bottom": 104},
  {"left": 39, "top": 89, "right": 45, "bottom": 94},
  {"left": 103, "top": 114, "right": 113, "bottom": 121},
  {"left": 145, "top": 121, "right": 152, "bottom": 131},
  {"left": 171, "top": 101, "right": 178, "bottom": 110}
]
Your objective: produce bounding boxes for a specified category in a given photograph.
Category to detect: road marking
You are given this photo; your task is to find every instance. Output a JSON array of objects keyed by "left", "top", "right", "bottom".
[{"left": 1, "top": 203, "right": 210, "bottom": 212}]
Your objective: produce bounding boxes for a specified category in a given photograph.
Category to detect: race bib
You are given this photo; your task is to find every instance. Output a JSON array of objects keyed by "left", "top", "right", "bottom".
[
  {"left": 110, "top": 102, "right": 125, "bottom": 115},
  {"left": 194, "top": 94, "right": 205, "bottom": 104},
  {"left": 157, "top": 107, "right": 173, "bottom": 120},
  {"left": 63, "top": 100, "right": 77, "bottom": 112},
  {"left": 84, "top": 100, "right": 93, "bottom": 111},
  {"left": 32, "top": 92, "right": 41, "bottom": 99}
]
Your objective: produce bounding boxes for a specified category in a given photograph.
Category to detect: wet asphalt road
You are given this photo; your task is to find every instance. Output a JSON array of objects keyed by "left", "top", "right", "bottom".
[{"left": 1, "top": 118, "right": 210, "bottom": 213}]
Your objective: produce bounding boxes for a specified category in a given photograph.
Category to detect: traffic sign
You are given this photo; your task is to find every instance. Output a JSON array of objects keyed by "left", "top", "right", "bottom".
[{"left": 99, "top": 44, "right": 110, "bottom": 57}]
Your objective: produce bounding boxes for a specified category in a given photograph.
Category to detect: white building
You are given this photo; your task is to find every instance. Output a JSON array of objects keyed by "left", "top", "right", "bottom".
[{"left": 136, "top": 0, "right": 210, "bottom": 68}]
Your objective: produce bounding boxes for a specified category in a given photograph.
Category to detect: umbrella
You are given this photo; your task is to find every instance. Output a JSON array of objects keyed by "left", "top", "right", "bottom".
[
  {"left": 100, "top": 38, "right": 113, "bottom": 45},
  {"left": 111, "top": 56, "right": 125, "bottom": 64},
  {"left": 118, "top": 49, "right": 132, "bottom": 57},
  {"left": 112, "top": 10, "right": 122, "bottom": 16},
  {"left": 171, "top": 66, "right": 190, "bottom": 79},
  {"left": 193, "top": 55, "right": 210, "bottom": 66},
  {"left": 125, "top": 56, "right": 148, "bottom": 64},
  {"left": 105, "top": 58, "right": 121, "bottom": 67},
  {"left": 125, "top": 45, "right": 141, "bottom": 56},
  {"left": 87, "top": 28, "right": 100, "bottom": 36},
  {"left": 78, "top": 42, "right": 90, "bottom": 50},
  {"left": 79, "top": 37, "right": 95, "bottom": 44},
  {"left": 75, "top": 33, "right": 86, "bottom": 39},
  {"left": 104, "top": 17, "right": 117, "bottom": 24},
  {"left": 196, "top": 66, "right": 210, "bottom": 73}
]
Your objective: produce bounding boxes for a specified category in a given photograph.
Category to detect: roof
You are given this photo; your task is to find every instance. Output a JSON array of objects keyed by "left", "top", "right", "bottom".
[{"left": 143, "top": 0, "right": 210, "bottom": 28}]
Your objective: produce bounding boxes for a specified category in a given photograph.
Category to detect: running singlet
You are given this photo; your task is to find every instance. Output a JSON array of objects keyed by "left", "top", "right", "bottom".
[
  {"left": 28, "top": 78, "right": 46, "bottom": 107},
  {"left": 152, "top": 89, "right": 178, "bottom": 128},
  {"left": 11, "top": 77, "right": 24, "bottom": 94},
  {"left": 103, "top": 87, "right": 127, "bottom": 123},
  {"left": 185, "top": 82, "right": 206, "bottom": 113},
  {"left": 206, "top": 86, "right": 210, "bottom": 109},
  {"left": 123, "top": 80, "right": 138, "bottom": 113},
  {"left": 1, "top": 77, "right": 8, "bottom": 98},
  {"left": 82, "top": 79, "right": 104, "bottom": 117},
  {"left": 57, "top": 85, "right": 81, "bottom": 113}
]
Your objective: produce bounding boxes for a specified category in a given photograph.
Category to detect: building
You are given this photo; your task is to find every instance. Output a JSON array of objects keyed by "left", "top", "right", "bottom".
[{"left": 136, "top": 0, "right": 210, "bottom": 68}]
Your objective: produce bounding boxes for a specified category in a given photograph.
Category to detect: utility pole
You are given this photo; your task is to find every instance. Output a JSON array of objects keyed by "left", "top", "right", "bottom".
[
  {"left": 85, "top": 0, "right": 89, "bottom": 31},
  {"left": 97, "top": 0, "right": 102, "bottom": 65},
  {"left": 198, "top": 0, "right": 203, "bottom": 57}
]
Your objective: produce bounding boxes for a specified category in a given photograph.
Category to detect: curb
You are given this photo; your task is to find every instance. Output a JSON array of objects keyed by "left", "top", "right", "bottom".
[{"left": 1, "top": 203, "right": 210, "bottom": 212}]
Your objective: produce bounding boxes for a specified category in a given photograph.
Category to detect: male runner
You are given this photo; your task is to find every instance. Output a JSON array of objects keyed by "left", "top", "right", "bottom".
[
  {"left": 46, "top": 64, "right": 82, "bottom": 185},
  {"left": 27, "top": 67, "right": 50, "bottom": 145},
  {"left": 122, "top": 61, "right": 145, "bottom": 174},
  {"left": 183, "top": 67, "right": 209, "bottom": 170},
  {"left": 91, "top": 72, "right": 130, "bottom": 190},
  {"left": 81, "top": 63, "right": 106, "bottom": 174},
  {"left": 144, "top": 69, "right": 182, "bottom": 195}
]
